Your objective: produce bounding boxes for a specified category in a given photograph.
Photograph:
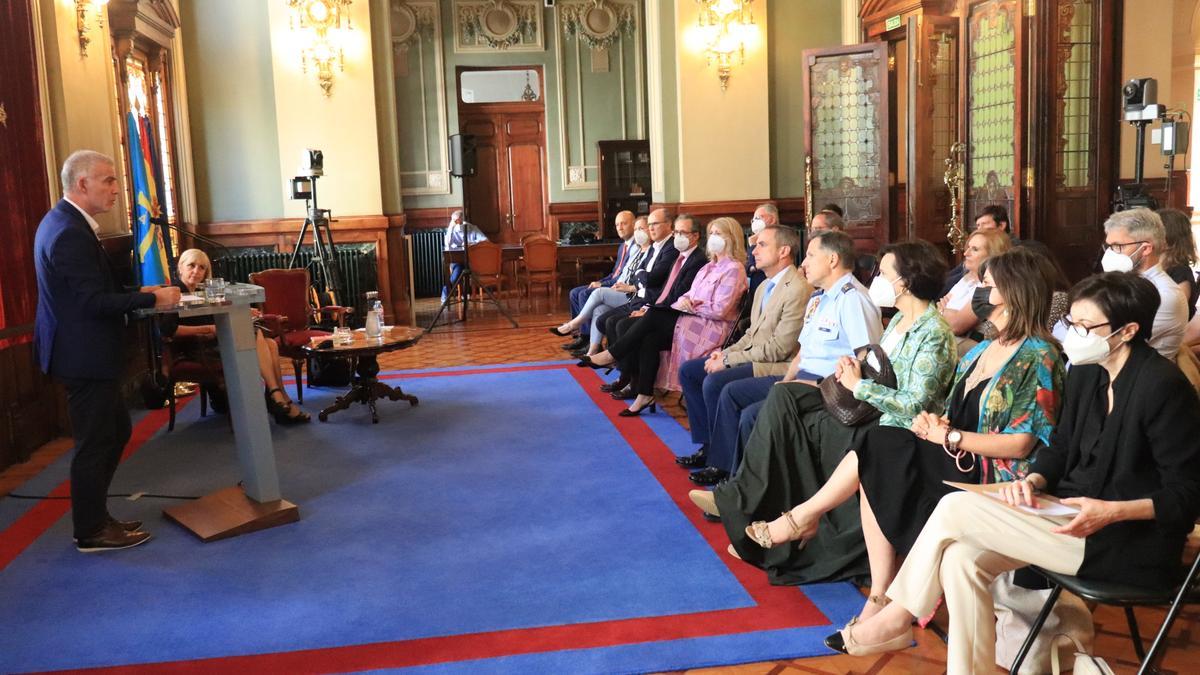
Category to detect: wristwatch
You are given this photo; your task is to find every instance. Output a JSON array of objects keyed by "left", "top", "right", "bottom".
[
  {"left": 722, "top": 353, "right": 731, "bottom": 369},
  {"left": 945, "top": 429, "right": 963, "bottom": 454}
]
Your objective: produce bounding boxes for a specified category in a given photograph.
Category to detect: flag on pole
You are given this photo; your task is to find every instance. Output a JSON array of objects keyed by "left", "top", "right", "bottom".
[{"left": 127, "top": 111, "right": 170, "bottom": 286}]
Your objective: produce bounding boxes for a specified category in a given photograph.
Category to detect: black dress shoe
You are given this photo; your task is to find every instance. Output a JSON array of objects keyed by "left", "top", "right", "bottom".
[
  {"left": 561, "top": 337, "right": 587, "bottom": 351},
  {"left": 599, "top": 377, "right": 630, "bottom": 393},
  {"left": 569, "top": 348, "right": 590, "bottom": 359},
  {"left": 108, "top": 516, "right": 143, "bottom": 532},
  {"left": 75, "top": 523, "right": 152, "bottom": 553},
  {"left": 675, "top": 448, "right": 708, "bottom": 468},
  {"left": 610, "top": 387, "right": 635, "bottom": 400},
  {"left": 689, "top": 467, "right": 729, "bottom": 486}
]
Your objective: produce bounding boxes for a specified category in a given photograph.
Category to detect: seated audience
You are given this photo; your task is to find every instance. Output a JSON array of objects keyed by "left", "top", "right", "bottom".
[
  {"left": 162, "top": 249, "right": 309, "bottom": 424},
  {"left": 656, "top": 217, "right": 750, "bottom": 391},
  {"left": 820, "top": 203, "right": 844, "bottom": 218},
  {"left": 1100, "top": 208, "right": 1187, "bottom": 360},
  {"left": 675, "top": 225, "right": 811, "bottom": 471},
  {"left": 552, "top": 218, "right": 649, "bottom": 357},
  {"left": 696, "top": 240, "right": 956, "bottom": 585},
  {"left": 688, "top": 230, "right": 882, "bottom": 486},
  {"left": 940, "top": 229, "right": 1011, "bottom": 340},
  {"left": 582, "top": 215, "right": 708, "bottom": 412},
  {"left": 810, "top": 210, "right": 844, "bottom": 233},
  {"left": 826, "top": 272, "right": 1200, "bottom": 674},
  {"left": 1157, "top": 207, "right": 1199, "bottom": 320},
  {"left": 561, "top": 210, "right": 638, "bottom": 352},
  {"left": 742, "top": 248, "right": 1063, "bottom": 624},
  {"left": 595, "top": 209, "right": 681, "bottom": 368}
]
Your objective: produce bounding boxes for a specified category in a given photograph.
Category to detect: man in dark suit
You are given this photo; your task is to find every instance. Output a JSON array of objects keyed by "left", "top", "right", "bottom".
[
  {"left": 561, "top": 210, "right": 637, "bottom": 352},
  {"left": 596, "top": 209, "right": 679, "bottom": 345},
  {"left": 34, "top": 150, "right": 180, "bottom": 552}
]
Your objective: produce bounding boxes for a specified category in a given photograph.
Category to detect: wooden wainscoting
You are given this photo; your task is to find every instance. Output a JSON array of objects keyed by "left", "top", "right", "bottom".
[
  {"left": 405, "top": 202, "right": 600, "bottom": 240},
  {"left": 650, "top": 198, "right": 808, "bottom": 228},
  {"left": 1115, "top": 171, "right": 1190, "bottom": 213},
  {"left": 0, "top": 341, "right": 63, "bottom": 471}
]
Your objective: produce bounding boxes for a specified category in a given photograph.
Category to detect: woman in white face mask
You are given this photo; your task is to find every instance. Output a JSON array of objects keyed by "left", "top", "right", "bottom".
[
  {"left": 940, "top": 229, "right": 1012, "bottom": 338},
  {"left": 825, "top": 271, "right": 1200, "bottom": 674}
]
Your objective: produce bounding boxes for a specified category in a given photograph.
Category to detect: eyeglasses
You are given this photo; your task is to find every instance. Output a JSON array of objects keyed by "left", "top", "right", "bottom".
[
  {"left": 1061, "top": 318, "right": 1111, "bottom": 338},
  {"left": 1103, "top": 240, "right": 1147, "bottom": 253},
  {"left": 673, "top": 229, "right": 695, "bottom": 236},
  {"left": 648, "top": 220, "right": 667, "bottom": 226}
]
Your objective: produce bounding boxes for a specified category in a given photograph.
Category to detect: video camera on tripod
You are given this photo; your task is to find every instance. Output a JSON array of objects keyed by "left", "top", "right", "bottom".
[
  {"left": 287, "top": 149, "right": 344, "bottom": 307},
  {"left": 1115, "top": 78, "right": 1190, "bottom": 211}
]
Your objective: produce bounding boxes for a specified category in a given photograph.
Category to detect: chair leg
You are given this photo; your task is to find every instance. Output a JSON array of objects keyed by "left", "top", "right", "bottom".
[
  {"left": 1010, "top": 584, "right": 1062, "bottom": 675},
  {"left": 1125, "top": 606, "right": 1147, "bottom": 663},
  {"left": 167, "top": 384, "right": 177, "bottom": 432},
  {"left": 1136, "top": 551, "right": 1200, "bottom": 675},
  {"left": 200, "top": 386, "right": 209, "bottom": 418},
  {"left": 293, "top": 359, "right": 304, "bottom": 404}
]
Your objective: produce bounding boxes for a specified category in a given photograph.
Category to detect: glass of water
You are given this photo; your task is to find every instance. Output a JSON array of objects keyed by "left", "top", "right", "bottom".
[
  {"left": 333, "top": 326, "right": 353, "bottom": 345},
  {"left": 205, "top": 278, "right": 227, "bottom": 303}
]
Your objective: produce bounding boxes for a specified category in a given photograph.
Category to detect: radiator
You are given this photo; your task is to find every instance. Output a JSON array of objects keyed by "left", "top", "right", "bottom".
[
  {"left": 212, "top": 246, "right": 378, "bottom": 327},
  {"left": 411, "top": 229, "right": 447, "bottom": 298}
]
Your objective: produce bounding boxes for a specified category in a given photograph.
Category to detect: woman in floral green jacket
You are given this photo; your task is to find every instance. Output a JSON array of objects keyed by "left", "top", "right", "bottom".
[
  {"left": 741, "top": 248, "right": 1065, "bottom": 624},
  {"left": 697, "top": 241, "right": 957, "bottom": 586}
]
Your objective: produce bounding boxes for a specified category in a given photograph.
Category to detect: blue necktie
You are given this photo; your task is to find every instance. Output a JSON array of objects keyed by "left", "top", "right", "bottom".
[{"left": 760, "top": 279, "right": 777, "bottom": 314}]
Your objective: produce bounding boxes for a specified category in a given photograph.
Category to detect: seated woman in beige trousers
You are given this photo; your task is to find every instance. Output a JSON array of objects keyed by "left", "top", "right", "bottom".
[{"left": 826, "top": 271, "right": 1200, "bottom": 674}]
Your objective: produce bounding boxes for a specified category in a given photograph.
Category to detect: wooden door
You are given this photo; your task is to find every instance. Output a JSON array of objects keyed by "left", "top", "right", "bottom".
[
  {"left": 803, "top": 42, "right": 891, "bottom": 252},
  {"left": 960, "top": 0, "right": 1027, "bottom": 236},
  {"left": 906, "top": 15, "right": 959, "bottom": 249},
  {"left": 503, "top": 113, "right": 546, "bottom": 240}
]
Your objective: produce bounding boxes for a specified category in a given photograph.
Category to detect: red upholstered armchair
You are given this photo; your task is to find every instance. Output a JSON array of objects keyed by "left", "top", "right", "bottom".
[
  {"left": 249, "top": 268, "right": 351, "bottom": 403},
  {"left": 160, "top": 334, "right": 224, "bottom": 432}
]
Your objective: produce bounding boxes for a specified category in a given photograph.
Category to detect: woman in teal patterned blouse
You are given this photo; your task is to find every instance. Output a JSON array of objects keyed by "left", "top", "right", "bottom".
[
  {"left": 696, "top": 241, "right": 957, "bottom": 586},
  {"left": 743, "top": 248, "right": 1065, "bottom": 625}
]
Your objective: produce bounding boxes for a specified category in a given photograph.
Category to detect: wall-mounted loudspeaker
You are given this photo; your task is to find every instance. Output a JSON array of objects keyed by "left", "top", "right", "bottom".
[{"left": 448, "top": 134, "right": 477, "bottom": 178}]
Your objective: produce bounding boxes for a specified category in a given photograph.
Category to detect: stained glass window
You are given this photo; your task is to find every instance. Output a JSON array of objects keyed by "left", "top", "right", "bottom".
[
  {"left": 966, "top": 0, "right": 1017, "bottom": 220},
  {"left": 1057, "top": 0, "right": 1095, "bottom": 189}
]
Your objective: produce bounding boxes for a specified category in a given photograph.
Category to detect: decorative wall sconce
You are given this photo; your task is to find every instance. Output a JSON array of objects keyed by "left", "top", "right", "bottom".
[
  {"left": 695, "top": 0, "right": 755, "bottom": 91},
  {"left": 76, "top": 0, "right": 110, "bottom": 57},
  {"left": 287, "top": 0, "right": 354, "bottom": 96}
]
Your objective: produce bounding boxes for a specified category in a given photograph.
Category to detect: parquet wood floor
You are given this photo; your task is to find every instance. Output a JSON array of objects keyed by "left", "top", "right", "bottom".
[{"left": 3, "top": 291, "right": 1197, "bottom": 674}]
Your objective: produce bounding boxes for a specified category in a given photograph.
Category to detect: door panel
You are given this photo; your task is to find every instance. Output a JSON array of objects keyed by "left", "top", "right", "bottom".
[
  {"left": 907, "top": 15, "right": 959, "bottom": 249},
  {"left": 803, "top": 42, "right": 891, "bottom": 252},
  {"left": 507, "top": 141, "right": 545, "bottom": 237}
]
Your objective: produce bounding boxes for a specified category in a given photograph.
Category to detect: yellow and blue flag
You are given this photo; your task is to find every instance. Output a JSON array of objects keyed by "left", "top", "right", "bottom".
[{"left": 127, "top": 111, "right": 170, "bottom": 286}]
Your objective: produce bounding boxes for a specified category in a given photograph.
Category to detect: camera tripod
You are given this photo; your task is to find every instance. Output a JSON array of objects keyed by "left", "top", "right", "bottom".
[
  {"left": 287, "top": 175, "right": 344, "bottom": 306},
  {"left": 425, "top": 236, "right": 518, "bottom": 332}
]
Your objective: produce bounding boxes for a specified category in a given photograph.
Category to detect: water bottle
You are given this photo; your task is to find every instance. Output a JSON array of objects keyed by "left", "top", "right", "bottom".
[{"left": 365, "top": 291, "right": 383, "bottom": 338}]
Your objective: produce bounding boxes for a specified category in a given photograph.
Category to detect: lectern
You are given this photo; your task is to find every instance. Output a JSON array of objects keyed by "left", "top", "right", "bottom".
[{"left": 138, "top": 283, "right": 298, "bottom": 541}]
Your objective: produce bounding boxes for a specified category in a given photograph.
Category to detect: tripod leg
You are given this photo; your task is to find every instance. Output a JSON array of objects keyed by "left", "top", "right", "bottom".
[
  {"left": 288, "top": 220, "right": 311, "bottom": 270},
  {"left": 476, "top": 275, "right": 519, "bottom": 328},
  {"left": 423, "top": 269, "right": 472, "bottom": 332}
]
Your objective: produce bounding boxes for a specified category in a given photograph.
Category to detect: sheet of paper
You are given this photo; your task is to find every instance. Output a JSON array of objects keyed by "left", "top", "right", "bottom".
[{"left": 981, "top": 489, "right": 1080, "bottom": 517}]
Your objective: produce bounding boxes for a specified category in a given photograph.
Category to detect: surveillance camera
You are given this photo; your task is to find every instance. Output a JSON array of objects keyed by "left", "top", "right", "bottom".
[{"left": 299, "top": 149, "right": 324, "bottom": 177}]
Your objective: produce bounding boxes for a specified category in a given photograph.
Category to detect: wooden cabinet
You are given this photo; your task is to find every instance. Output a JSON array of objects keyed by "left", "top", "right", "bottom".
[{"left": 597, "top": 140, "right": 652, "bottom": 239}]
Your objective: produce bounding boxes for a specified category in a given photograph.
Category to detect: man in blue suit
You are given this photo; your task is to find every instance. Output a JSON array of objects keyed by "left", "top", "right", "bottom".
[{"left": 34, "top": 150, "right": 180, "bottom": 552}]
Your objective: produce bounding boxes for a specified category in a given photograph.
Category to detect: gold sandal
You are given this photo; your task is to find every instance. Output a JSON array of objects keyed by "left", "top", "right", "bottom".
[{"left": 745, "top": 510, "right": 806, "bottom": 549}]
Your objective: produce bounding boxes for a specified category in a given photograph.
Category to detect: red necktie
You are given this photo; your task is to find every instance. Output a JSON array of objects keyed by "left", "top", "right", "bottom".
[{"left": 655, "top": 254, "right": 686, "bottom": 305}]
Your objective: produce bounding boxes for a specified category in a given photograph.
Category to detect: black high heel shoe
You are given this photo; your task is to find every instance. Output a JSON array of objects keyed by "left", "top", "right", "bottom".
[
  {"left": 265, "top": 387, "right": 310, "bottom": 425},
  {"left": 575, "top": 355, "right": 614, "bottom": 374},
  {"left": 548, "top": 326, "right": 573, "bottom": 337},
  {"left": 618, "top": 399, "right": 657, "bottom": 417}
]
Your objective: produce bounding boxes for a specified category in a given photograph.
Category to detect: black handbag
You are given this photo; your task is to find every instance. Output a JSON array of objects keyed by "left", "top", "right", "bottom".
[{"left": 818, "top": 344, "right": 896, "bottom": 426}]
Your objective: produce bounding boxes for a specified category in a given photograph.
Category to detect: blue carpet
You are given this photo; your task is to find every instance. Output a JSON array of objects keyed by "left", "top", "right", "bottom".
[{"left": 0, "top": 364, "right": 861, "bottom": 674}]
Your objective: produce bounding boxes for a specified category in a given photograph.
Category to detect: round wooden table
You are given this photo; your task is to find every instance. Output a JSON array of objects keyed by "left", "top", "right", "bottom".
[{"left": 301, "top": 326, "right": 423, "bottom": 423}]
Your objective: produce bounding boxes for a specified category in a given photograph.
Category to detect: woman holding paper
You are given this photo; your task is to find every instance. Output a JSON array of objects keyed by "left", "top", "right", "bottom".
[
  {"left": 824, "top": 271, "right": 1200, "bottom": 674},
  {"left": 742, "top": 248, "right": 1065, "bottom": 625}
]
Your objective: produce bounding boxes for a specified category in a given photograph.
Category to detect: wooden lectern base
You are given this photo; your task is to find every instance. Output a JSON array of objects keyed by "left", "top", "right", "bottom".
[{"left": 163, "top": 486, "right": 299, "bottom": 542}]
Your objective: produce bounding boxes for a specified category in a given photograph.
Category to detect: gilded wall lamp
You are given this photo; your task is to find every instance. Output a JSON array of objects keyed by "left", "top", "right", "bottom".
[
  {"left": 76, "top": 0, "right": 111, "bottom": 57},
  {"left": 287, "top": 0, "right": 354, "bottom": 96},
  {"left": 695, "top": 0, "right": 755, "bottom": 91}
]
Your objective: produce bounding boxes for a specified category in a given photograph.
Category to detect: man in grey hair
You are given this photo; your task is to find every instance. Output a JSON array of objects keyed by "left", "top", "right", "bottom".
[
  {"left": 1100, "top": 208, "right": 1187, "bottom": 360},
  {"left": 35, "top": 149, "right": 180, "bottom": 552}
]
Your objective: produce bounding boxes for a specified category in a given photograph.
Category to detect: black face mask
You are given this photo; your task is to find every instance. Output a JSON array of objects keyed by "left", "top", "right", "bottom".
[{"left": 972, "top": 286, "right": 995, "bottom": 321}]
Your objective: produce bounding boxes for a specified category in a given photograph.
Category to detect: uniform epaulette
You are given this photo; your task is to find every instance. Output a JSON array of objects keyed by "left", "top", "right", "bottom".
[{"left": 841, "top": 281, "right": 856, "bottom": 293}]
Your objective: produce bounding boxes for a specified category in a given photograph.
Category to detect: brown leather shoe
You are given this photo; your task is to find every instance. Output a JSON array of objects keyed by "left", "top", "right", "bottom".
[
  {"left": 108, "top": 516, "right": 143, "bottom": 532},
  {"left": 75, "top": 523, "right": 152, "bottom": 553}
]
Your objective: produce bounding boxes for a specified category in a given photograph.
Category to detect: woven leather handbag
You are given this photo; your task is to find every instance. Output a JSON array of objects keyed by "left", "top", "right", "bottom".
[{"left": 818, "top": 344, "right": 896, "bottom": 426}]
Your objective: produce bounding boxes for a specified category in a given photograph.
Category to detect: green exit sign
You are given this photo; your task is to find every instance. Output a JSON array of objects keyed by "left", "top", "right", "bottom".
[{"left": 885, "top": 15, "right": 902, "bottom": 31}]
